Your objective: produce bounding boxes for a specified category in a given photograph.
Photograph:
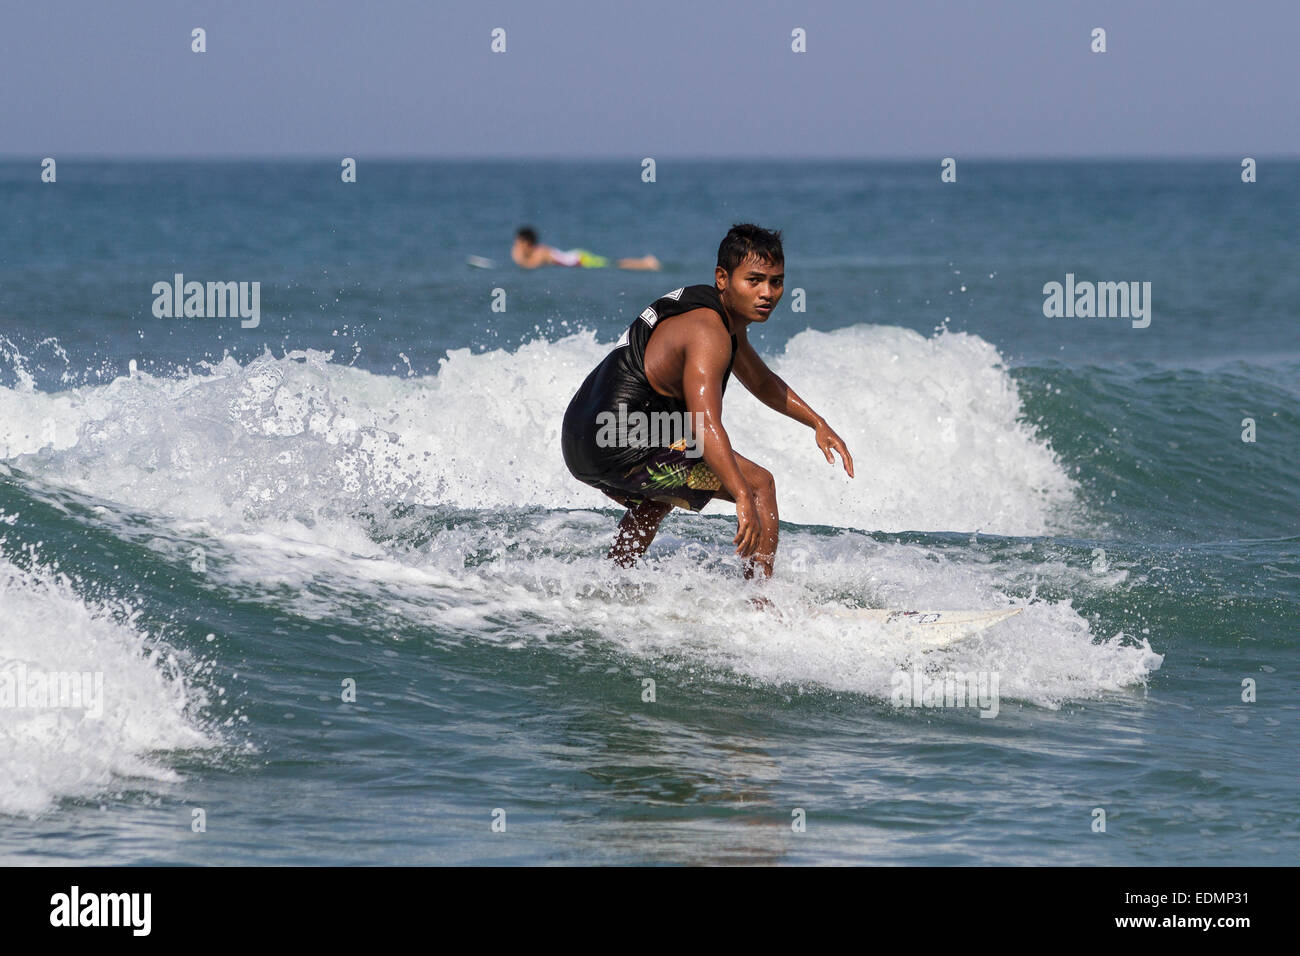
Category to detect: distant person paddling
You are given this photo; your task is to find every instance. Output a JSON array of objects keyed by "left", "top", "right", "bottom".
[
  {"left": 561, "top": 223, "right": 854, "bottom": 579},
  {"left": 512, "top": 226, "right": 661, "bottom": 271}
]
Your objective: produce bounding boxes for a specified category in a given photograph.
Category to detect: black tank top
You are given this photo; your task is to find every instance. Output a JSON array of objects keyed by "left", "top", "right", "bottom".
[{"left": 562, "top": 284, "right": 738, "bottom": 479}]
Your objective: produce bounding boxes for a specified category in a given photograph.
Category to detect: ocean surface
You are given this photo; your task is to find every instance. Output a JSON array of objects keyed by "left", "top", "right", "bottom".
[{"left": 0, "top": 159, "right": 1295, "bottom": 864}]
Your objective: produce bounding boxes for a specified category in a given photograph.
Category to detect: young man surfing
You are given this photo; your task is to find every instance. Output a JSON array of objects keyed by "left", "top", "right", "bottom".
[{"left": 561, "top": 223, "right": 854, "bottom": 579}]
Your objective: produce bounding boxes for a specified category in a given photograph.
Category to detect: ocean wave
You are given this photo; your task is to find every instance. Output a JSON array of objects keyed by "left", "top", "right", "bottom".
[{"left": 0, "top": 325, "right": 1077, "bottom": 537}]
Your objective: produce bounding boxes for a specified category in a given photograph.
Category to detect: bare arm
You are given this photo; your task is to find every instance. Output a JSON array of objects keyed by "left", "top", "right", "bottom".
[
  {"left": 682, "top": 324, "right": 751, "bottom": 503},
  {"left": 733, "top": 332, "right": 821, "bottom": 426},
  {"left": 680, "top": 322, "right": 763, "bottom": 556},
  {"left": 732, "top": 331, "right": 855, "bottom": 477}
]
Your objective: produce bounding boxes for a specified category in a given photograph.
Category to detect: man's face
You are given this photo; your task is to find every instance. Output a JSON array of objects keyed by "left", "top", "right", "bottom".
[{"left": 717, "top": 254, "right": 784, "bottom": 322}]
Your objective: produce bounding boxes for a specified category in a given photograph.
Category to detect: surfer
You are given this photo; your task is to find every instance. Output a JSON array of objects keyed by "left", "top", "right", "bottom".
[
  {"left": 561, "top": 223, "right": 854, "bottom": 579},
  {"left": 512, "top": 227, "right": 661, "bottom": 271}
]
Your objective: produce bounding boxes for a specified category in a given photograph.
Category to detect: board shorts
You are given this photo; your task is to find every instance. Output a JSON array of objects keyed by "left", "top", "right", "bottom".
[
  {"left": 582, "top": 438, "right": 723, "bottom": 512},
  {"left": 558, "top": 248, "right": 608, "bottom": 268}
]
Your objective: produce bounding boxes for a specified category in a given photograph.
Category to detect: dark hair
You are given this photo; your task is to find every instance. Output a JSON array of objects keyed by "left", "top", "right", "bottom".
[
  {"left": 516, "top": 226, "right": 539, "bottom": 245},
  {"left": 716, "top": 223, "right": 783, "bottom": 275}
]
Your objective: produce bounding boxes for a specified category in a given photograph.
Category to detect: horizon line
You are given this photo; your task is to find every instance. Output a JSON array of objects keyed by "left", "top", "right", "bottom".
[{"left": 1, "top": 153, "right": 1293, "bottom": 163}]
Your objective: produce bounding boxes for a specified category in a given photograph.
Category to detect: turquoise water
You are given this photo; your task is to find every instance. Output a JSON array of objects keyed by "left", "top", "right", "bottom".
[{"left": 0, "top": 160, "right": 1296, "bottom": 863}]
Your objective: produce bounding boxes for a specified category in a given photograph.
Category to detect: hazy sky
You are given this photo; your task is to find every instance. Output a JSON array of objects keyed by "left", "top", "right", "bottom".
[{"left": 3, "top": 0, "right": 1297, "bottom": 158}]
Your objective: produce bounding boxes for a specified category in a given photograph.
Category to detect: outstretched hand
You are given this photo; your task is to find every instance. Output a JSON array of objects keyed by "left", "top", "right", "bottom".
[{"left": 814, "top": 420, "right": 854, "bottom": 477}]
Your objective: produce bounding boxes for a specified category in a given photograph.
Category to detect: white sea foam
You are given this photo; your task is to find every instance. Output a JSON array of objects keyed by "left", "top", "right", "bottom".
[
  {"left": 0, "top": 548, "right": 217, "bottom": 817},
  {"left": 0, "top": 325, "right": 1075, "bottom": 535},
  {"left": 0, "top": 329, "right": 1155, "bottom": 719},
  {"left": 169, "top": 503, "right": 1159, "bottom": 712}
]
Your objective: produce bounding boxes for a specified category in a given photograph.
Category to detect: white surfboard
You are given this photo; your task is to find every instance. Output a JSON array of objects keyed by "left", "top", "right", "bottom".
[{"left": 821, "top": 606, "right": 1022, "bottom": 648}]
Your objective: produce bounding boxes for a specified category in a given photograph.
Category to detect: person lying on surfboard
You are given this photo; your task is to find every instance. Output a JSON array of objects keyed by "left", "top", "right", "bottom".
[
  {"left": 512, "top": 226, "right": 661, "bottom": 271},
  {"left": 561, "top": 223, "right": 854, "bottom": 579}
]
